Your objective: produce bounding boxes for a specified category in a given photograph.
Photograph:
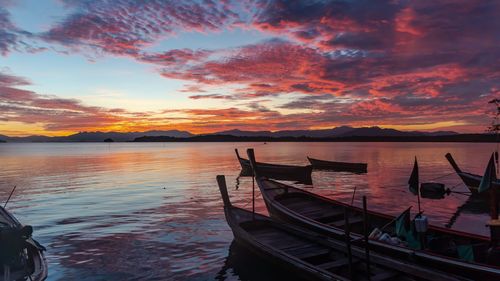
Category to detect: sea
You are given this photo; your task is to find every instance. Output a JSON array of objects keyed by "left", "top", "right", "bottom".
[{"left": 0, "top": 142, "right": 496, "bottom": 280}]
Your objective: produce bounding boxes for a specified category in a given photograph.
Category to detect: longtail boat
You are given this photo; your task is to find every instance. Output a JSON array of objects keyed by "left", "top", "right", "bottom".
[
  {"left": 445, "top": 153, "right": 500, "bottom": 193},
  {"left": 0, "top": 206, "right": 47, "bottom": 281},
  {"left": 247, "top": 149, "right": 500, "bottom": 280},
  {"left": 307, "top": 157, "right": 367, "bottom": 173},
  {"left": 216, "top": 175, "right": 468, "bottom": 281},
  {"left": 235, "top": 149, "right": 313, "bottom": 184}
]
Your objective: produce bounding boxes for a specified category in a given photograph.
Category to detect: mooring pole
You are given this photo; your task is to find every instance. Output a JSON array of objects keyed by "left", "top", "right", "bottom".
[
  {"left": 417, "top": 187, "right": 422, "bottom": 214},
  {"left": 363, "top": 196, "right": 371, "bottom": 279},
  {"left": 3, "top": 185, "right": 17, "bottom": 208},
  {"left": 351, "top": 186, "right": 357, "bottom": 205},
  {"left": 344, "top": 207, "right": 353, "bottom": 280},
  {"left": 252, "top": 175, "right": 255, "bottom": 220}
]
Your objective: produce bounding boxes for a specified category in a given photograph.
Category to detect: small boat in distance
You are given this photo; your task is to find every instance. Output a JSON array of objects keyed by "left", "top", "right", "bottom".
[
  {"left": 307, "top": 157, "right": 367, "bottom": 173},
  {"left": 445, "top": 153, "right": 500, "bottom": 193},
  {"left": 0, "top": 206, "right": 47, "bottom": 281},
  {"left": 216, "top": 175, "right": 464, "bottom": 281},
  {"left": 235, "top": 149, "right": 313, "bottom": 184}
]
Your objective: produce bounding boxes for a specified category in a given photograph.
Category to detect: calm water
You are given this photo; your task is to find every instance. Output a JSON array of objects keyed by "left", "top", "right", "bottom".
[{"left": 0, "top": 142, "right": 496, "bottom": 280}]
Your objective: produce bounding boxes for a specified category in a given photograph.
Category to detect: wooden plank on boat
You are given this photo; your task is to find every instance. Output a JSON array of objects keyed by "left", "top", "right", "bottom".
[
  {"left": 288, "top": 247, "right": 331, "bottom": 260},
  {"left": 282, "top": 199, "right": 318, "bottom": 209},
  {"left": 329, "top": 216, "right": 364, "bottom": 227},
  {"left": 371, "top": 270, "right": 399, "bottom": 281},
  {"left": 317, "top": 257, "right": 351, "bottom": 270},
  {"left": 315, "top": 211, "right": 346, "bottom": 223},
  {"left": 283, "top": 243, "right": 327, "bottom": 256}
]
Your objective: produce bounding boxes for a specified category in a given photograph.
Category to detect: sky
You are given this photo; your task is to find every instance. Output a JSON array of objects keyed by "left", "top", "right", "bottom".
[{"left": 0, "top": 0, "right": 499, "bottom": 136}]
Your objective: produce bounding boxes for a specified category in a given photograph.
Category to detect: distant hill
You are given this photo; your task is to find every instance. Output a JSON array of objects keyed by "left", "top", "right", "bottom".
[
  {"left": 0, "top": 126, "right": 461, "bottom": 142},
  {"left": 209, "top": 126, "right": 458, "bottom": 138},
  {"left": 134, "top": 133, "right": 496, "bottom": 143},
  {"left": 211, "top": 126, "right": 355, "bottom": 138},
  {"left": 1, "top": 130, "right": 193, "bottom": 142},
  {"left": 337, "top": 126, "right": 458, "bottom": 137}
]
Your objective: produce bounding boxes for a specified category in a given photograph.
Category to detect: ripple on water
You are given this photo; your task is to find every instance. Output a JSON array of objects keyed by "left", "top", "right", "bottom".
[{"left": 0, "top": 142, "right": 496, "bottom": 280}]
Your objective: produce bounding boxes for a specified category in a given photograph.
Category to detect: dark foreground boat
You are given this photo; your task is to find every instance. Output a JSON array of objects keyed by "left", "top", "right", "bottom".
[
  {"left": 247, "top": 149, "right": 500, "bottom": 280},
  {"left": 307, "top": 157, "right": 367, "bottom": 173},
  {"left": 216, "top": 175, "right": 467, "bottom": 281},
  {"left": 445, "top": 153, "right": 500, "bottom": 194},
  {"left": 0, "top": 206, "right": 47, "bottom": 281},
  {"left": 235, "top": 149, "right": 313, "bottom": 184}
]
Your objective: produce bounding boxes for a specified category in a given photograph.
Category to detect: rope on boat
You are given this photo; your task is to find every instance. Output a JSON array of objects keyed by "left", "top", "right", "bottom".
[
  {"left": 242, "top": 192, "right": 262, "bottom": 209},
  {"left": 427, "top": 171, "right": 456, "bottom": 181},
  {"left": 374, "top": 172, "right": 457, "bottom": 190}
]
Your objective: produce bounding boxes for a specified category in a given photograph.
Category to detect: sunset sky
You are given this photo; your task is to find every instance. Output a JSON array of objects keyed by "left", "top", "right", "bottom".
[{"left": 0, "top": 0, "right": 499, "bottom": 136}]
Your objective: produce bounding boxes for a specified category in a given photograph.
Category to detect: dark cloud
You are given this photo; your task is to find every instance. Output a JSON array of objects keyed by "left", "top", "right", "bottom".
[
  {"left": 42, "top": 0, "right": 241, "bottom": 55},
  {"left": 0, "top": 7, "right": 19, "bottom": 55}
]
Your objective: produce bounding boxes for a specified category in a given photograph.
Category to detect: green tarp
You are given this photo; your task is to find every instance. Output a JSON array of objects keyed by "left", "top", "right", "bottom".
[
  {"left": 395, "top": 208, "right": 421, "bottom": 249},
  {"left": 457, "top": 245, "right": 475, "bottom": 262}
]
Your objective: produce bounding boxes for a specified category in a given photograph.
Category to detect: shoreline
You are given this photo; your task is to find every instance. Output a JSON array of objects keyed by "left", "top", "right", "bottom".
[{"left": 1, "top": 134, "right": 499, "bottom": 143}]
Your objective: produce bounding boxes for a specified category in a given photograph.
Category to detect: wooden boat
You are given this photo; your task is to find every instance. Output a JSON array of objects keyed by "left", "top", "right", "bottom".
[
  {"left": 216, "top": 175, "right": 467, "bottom": 281},
  {"left": 235, "top": 149, "right": 313, "bottom": 184},
  {"left": 246, "top": 149, "right": 500, "bottom": 280},
  {"left": 307, "top": 157, "right": 367, "bottom": 173},
  {"left": 445, "top": 153, "right": 500, "bottom": 193},
  {"left": 0, "top": 206, "right": 47, "bottom": 281}
]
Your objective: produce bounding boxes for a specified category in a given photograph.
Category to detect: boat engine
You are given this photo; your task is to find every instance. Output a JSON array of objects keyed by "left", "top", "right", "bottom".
[{"left": 0, "top": 225, "right": 33, "bottom": 268}]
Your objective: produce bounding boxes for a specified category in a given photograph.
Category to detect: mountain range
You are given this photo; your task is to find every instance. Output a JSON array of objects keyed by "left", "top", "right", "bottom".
[{"left": 0, "top": 126, "right": 459, "bottom": 142}]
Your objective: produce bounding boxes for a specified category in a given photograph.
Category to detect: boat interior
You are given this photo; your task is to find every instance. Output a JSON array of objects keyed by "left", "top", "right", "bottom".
[
  {"left": 232, "top": 208, "right": 415, "bottom": 281},
  {"left": 261, "top": 179, "right": 497, "bottom": 266}
]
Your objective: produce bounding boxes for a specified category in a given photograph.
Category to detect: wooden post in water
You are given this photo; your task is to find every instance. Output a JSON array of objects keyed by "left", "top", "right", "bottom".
[
  {"left": 488, "top": 174, "right": 499, "bottom": 250},
  {"left": 351, "top": 186, "right": 357, "bottom": 205},
  {"left": 344, "top": 207, "right": 353, "bottom": 280},
  {"left": 252, "top": 175, "right": 255, "bottom": 220},
  {"left": 490, "top": 187, "right": 498, "bottom": 222},
  {"left": 362, "top": 196, "right": 371, "bottom": 280}
]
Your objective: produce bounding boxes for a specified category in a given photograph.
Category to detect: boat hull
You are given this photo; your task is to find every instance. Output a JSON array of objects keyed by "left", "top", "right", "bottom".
[
  {"left": 307, "top": 157, "right": 367, "bottom": 173},
  {"left": 445, "top": 153, "right": 500, "bottom": 194},
  {"left": 236, "top": 149, "right": 313, "bottom": 184},
  {"left": 0, "top": 207, "right": 47, "bottom": 281},
  {"left": 256, "top": 178, "right": 500, "bottom": 280}
]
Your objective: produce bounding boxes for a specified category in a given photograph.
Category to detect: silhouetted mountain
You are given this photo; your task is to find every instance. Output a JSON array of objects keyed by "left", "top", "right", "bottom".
[
  {"left": 338, "top": 126, "right": 459, "bottom": 137},
  {"left": 423, "top": 131, "right": 459, "bottom": 136},
  {"left": 0, "top": 126, "right": 459, "bottom": 142},
  {"left": 134, "top": 134, "right": 497, "bottom": 143},
  {"left": 2, "top": 135, "right": 55, "bottom": 142},
  {"left": 210, "top": 126, "right": 359, "bottom": 138},
  {"left": 209, "top": 126, "right": 457, "bottom": 138},
  {"left": 211, "top": 129, "right": 275, "bottom": 137},
  {"left": 2, "top": 130, "right": 193, "bottom": 142}
]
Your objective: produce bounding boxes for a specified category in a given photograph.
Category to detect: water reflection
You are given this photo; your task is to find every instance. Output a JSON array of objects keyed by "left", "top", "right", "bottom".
[
  {"left": 445, "top": 194, "right": 492, "bottom": 228},
  {"left": 0, "top": 142, "right": 496, "bottom": 280},
  {"left": 216, "top": 241, "right": 303, "bottom": 281}
]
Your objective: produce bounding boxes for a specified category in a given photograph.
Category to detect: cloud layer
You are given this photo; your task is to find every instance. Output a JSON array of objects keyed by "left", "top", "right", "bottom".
[{"left": 1, "top": 0, "right": 499, "bottom": 134}]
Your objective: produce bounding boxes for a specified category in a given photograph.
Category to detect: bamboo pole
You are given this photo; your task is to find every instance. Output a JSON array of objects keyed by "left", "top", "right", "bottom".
[
  {"left": 344, "top": 207, "right": 353, "bottom": 280},
  {"left": 363, "top": 196, "right": 371, "bottom": 279}
]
